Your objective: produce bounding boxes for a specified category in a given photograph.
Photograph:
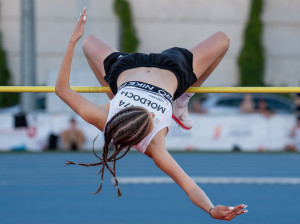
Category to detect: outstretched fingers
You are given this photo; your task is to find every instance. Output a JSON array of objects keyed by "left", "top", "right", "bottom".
[
  {"left": 210, "top": 204, "right": 248, "bottom": 221},
  {"left": 225, "top": 204, "right": 248, "bottom": 220},
  {"left": 70, "top": 7, "right": 88, "bottom": 43},
  {"left": 79, "top": 7, "right": 87, "bottom": 22},
  {"left": 234, "top": 204, "right": 248, "bottom": 214}
]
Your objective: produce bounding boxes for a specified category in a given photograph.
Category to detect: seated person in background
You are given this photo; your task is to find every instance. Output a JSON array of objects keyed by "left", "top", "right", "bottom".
[
  {"left": 256, "top": 99, "right": 273, "bottom": 117},
  {"left": 239, "top": 94, "right": 254, "bottom": 113},
  {"left": 61, "top": 118, "right": 85, "bottom": 150},
  {"left": 284, "top": 117, "right": 300, "bottom": 152},
  {"left": 190, "top": 100, "right": 208, "bottom": 114},
  {"left": 294, "top": 92, "right": 300, "bottom": 119}
]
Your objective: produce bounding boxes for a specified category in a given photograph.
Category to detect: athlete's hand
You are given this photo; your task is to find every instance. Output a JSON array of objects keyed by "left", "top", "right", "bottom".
[
  {"left": 209, "top": 204, "right": 248, "bottom": 221},
  {"left": 70, "top": 7, "right": 87, "bottom": 43}
]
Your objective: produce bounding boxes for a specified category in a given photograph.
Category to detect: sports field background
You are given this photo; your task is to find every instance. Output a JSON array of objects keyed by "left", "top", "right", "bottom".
[{"left": 1, "top": 151, "right": 300, "bottom": 224}]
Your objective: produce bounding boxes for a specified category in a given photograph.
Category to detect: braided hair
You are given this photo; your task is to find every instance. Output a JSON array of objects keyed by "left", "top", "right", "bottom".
[{"left": 66, "top": 106, "right": 154, "bottom": 197}]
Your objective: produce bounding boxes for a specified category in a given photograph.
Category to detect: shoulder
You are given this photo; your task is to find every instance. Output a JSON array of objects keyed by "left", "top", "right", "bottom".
[{"left": 144, "top": 127, "right": 168, "bottom": 158}]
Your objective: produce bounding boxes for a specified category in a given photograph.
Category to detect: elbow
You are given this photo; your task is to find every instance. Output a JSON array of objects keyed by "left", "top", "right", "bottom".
[
  {"left": 55, "top": 85, "right": 62, "bottom": 97},
  {"left": 55, "top": 84, "right": 68, "bottom": 98},
  {"left": 186, "top": 185, "right": 200, "bottom": 198},
  {"left": 55, "top": 80, "right": 71, "bottom": 97}
]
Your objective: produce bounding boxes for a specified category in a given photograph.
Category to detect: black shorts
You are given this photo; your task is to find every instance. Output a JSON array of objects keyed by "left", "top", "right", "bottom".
[{"left": 103, "top": 47, "right": 197, "bottom": 100}]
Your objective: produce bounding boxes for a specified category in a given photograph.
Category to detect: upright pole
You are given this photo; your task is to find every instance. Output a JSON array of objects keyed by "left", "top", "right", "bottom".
[{"left": 21, "top": 0, "right": 36, "bottom": 112}]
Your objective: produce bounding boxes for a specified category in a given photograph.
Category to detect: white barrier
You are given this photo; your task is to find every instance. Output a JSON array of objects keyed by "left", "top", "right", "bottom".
[
  {"left": 167, "top": 114, "right": 295, "bottom": 151},
  {"left": 0, "top": 113, "right": 295, "bottom": 152},
  {"left": 0, "top": 113, "right": 103, "bottom": 151}
]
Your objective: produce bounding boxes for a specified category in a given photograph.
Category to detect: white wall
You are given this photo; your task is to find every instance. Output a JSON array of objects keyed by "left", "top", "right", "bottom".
[
  {"left": 0, "top": 0, "right": 118, "bottom": 85},
  {"left": 263, "top": 0, "right": 300, "bottom": 86},
  {"left": 128, "top": 0, "right": 250, "bottom": 87}
]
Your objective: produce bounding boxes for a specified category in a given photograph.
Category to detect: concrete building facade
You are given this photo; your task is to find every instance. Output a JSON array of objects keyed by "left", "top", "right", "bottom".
[{"left": 0, "top": 0, "right": 299, "bottom": 92}]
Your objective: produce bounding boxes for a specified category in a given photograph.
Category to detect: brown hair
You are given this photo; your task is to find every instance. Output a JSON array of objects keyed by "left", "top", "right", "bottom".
[{"left": 66, "top": 106, "right": 154, "bottom": 197}]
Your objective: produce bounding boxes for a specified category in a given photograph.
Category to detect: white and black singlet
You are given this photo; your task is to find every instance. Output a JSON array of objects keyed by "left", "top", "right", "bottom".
[{"left": 106, "top": 81, "right": 173, "bottom": 153}]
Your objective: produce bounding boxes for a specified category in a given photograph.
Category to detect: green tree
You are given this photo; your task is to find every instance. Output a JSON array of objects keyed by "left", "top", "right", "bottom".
[
  {"left": 238, "top": 0, "right": 265, "bottom": 86},
  {"left": 114, "top": 0, "right": 139, "bottom": 52},
  {"left": 0, "top": 33, "right": 18, "bottom": 107}
]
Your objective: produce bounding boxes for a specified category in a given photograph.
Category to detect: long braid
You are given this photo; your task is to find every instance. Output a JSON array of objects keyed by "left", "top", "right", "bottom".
[{"left": 65, "top": 106, "right": 154, "bottom": 197}]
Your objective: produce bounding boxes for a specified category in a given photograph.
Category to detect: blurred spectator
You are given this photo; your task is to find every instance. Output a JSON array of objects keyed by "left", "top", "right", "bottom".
[
  {"left": 60, "top": 118, "right": 85, "bottom": 151},
  {"left": 190, "top": 101, "right": 207, "bottom": 114},
  {"left": 240, "top": 94, "right": 255, "bottom": 113},
  {"left": 284, "top": 117, "right": 300, "bottom": 152},
  {"left": 294, "top": 92, "right": 300, "bottom": 119},
  {"left": 256, "top": 99, "right": 273, "bottom": 117},
  {"left": 48, "top": 133, "right": 58, "bottom": 150}
]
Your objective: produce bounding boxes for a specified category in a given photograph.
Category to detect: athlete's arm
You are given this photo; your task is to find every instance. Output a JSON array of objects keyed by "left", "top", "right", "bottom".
[
  {"left": 55, "top": 8, "right": 108, "bottom": 131},
  {"left": 145, "top": 129, "right": 247, "bottom": 221}
]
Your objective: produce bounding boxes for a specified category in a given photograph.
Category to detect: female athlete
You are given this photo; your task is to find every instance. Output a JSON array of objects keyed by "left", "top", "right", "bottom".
[{"left": 55, "top": 8, "right": 247, "bottom": 221}]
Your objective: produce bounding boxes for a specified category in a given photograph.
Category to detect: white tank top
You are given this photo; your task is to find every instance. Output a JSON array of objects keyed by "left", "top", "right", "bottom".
[{"left": 106, "top": 81, "right": 173, "bottom": 153}]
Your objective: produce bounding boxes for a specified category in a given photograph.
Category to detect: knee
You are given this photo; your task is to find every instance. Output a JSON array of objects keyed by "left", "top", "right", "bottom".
[
  {"left": 216, "top": 31, "right": 230, "bottom": 51},
  {"left": 82, "top": 34, "right": 97, "bottom": 52}
]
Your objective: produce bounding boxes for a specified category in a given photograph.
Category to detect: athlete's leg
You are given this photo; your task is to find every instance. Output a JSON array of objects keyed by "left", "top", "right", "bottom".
[
  {"left": 190, "top": 31, "right": 230, "bottom": 86},
  {"left": 82, "top": 35, "right": 118, "bottom": 99},
  {"left": 173, "top": 31, "right": 230, "bottom": 129}
]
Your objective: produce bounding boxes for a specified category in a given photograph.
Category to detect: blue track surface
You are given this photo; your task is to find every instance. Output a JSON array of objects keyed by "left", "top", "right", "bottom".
[{"left": 1, "top": 152, "right": 300, "bottom": 224}]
